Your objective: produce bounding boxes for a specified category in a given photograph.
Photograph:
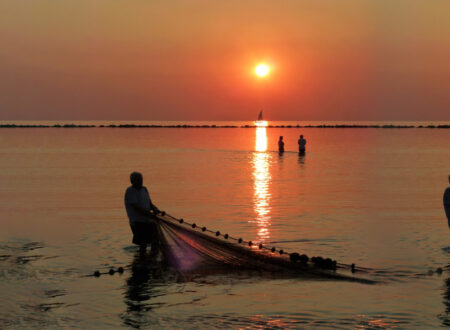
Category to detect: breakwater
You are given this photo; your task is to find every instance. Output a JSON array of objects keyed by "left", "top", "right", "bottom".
[{"left": 1, "top": 123, "right": 449, "bottom": 129}]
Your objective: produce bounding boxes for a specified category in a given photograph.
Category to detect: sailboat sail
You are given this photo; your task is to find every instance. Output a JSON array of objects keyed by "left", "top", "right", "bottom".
[{"left": 258, "top": 110, "right": 263, "bottom": 121}]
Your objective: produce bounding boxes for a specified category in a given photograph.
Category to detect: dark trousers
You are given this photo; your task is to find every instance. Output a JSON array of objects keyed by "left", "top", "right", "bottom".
[{"left": 131, "top": 222, "right": 160, "bottom": 253}]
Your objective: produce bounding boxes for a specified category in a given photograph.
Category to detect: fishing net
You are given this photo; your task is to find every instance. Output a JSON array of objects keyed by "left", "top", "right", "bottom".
[{"left": 156, "top": 213, "right": 374, "bottom": 283}]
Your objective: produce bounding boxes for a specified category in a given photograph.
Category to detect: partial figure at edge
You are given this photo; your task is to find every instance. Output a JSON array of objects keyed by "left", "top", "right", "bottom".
[
  {"left": 298, "top": 134, "right": 307, "bottom": 155},
  {"left": 444, "top": 175, "right": 450, "bottom": 228},
  {"left": 278, "top": 136, "right": 285, "bottom": 153},
  {"left": 124, "top": 172, "right": 161, "bottom": 255}
]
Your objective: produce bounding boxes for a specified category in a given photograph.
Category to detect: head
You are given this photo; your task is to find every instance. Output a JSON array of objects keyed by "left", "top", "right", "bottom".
[
  {"left": 279, "top": 136, "right": 283, "bottom": 140},
  {"left": 130, "top": 171, "right": 143, "bottom": 189},
  {"left": 300, "top": 135, "right": 303, "bottom": 139}
]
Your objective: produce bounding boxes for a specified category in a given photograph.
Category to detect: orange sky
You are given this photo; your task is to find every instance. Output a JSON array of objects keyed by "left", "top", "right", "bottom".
[{"left": 0, "top": 1, "right": 449, "bottom": 121}]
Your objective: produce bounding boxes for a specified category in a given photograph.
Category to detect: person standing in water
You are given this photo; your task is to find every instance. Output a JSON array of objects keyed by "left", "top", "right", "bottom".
[
  {"left": 278, "top": 136, "right": 285, "bottom": 153},
  {"left": 444, "top": 175, "right": 450, "bottom": 228},
  {"left": 124, "top": 172, "right": 161, "bottom": 255},
  {"left": 298, "top": 134, "right": 307, "bottom": 155}
]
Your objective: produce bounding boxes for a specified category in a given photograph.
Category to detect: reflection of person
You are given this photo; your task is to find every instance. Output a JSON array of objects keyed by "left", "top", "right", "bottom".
[
  {"left": 124, "top": 172, "right": 160, "bottom": 255},
  {"left": 121, "top": 252, "right": 164, "bottom": 328},
  {"left": 444, "top": 175, "right": 450, "bottom": 228},
  {"left": 440, "top": 276, "right": 450, "bottom": 326},
  {"left": 298, "top": 134, "right": 306, "bottom": 155},
  {"left": 278, "top": 136, "right": 285, "bottom": 153}
]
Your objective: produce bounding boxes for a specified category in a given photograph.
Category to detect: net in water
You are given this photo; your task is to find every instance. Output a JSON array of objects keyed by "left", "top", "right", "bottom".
[{"left": 156, "top": 214, "right": 374, "bottom": 283}]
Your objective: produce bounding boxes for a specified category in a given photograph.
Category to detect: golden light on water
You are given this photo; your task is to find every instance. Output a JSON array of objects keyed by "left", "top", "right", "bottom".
[
  {"left": 254, "top": 120, "right": 268, "bottom": 127},
  {"left": 251, "top": 124, "right": 272, "bottom": 242},
  {"left": 254, "top": 124, "right": 268, "bottom": 151}
]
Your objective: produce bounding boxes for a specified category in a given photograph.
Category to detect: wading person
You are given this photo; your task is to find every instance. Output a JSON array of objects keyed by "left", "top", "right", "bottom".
[
  {"left": 444, "top": 175, "right": 450, "bottom": 228},
  {"left": 124, "top": 172, "right": 161, "bottom": 255},
  {"left": 278, "top": 136, "right": 285, "bottom": 153},
  {"left": 298, "top": 134, "right": 307, "bottom": 155}
]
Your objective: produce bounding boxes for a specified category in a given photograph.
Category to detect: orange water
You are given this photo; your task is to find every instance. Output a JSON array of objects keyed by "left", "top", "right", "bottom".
[{"left": 1, "top": 124, "right": 450, "bottom": 327}]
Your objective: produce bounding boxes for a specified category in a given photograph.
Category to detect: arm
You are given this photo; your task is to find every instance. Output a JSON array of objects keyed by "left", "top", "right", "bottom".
[
  {"left": 144, "top": 187, "right": 160, "bottom": 214},
  {"left": 131, "top": 203, "right": 154, "bottom": 217},
  {"left": 150, "top": 201, "right": 160, "bottom": 214}
]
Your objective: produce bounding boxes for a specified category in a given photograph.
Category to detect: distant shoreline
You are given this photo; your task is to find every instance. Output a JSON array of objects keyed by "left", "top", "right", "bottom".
[{"left": 0, "top": 123, "right": 449, "bottom": 129}]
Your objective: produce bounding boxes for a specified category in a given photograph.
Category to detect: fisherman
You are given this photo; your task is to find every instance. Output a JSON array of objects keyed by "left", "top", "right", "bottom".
[
  {"left": 278, "top": 136, "right": 285, "bottom": 153},
  {"left": 298, "top": 134, "right": 307, "bottom": 155},
  {"left": 444, "top": 175, "right": 450, "bottom": 228},
  {"left": 124, "top": 172, "right": 161, "bottom": 255}
]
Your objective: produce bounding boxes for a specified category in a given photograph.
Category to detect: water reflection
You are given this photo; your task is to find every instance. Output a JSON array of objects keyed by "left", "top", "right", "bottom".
[
  {"left": 121, "top": 252, "right": 167, "bottom": 328},
  {"left": 298, "top": 153, "right": 305, "bottom": 165},
  {"left": 255, "top": 122, "right": 268, "bottom": 152},
  {"left": 251, "top": 122, "right": 272, "bottom": 242},
  {"left": 440, "top": 275, "right": 450, "bottom": 326}
]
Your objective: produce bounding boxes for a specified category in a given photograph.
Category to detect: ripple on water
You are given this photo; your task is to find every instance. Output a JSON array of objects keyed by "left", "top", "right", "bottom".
[
  {"left": 0, "top": 241, "right": 48, "bottom": 281},
  {"left": 147, "top": 312, "right": 419, "bottom": 329}
]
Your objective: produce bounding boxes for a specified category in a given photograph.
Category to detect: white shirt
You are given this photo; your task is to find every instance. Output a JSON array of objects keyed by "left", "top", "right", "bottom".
[{"left": 124, "top": 186, "right": 153, "bottom": 224}]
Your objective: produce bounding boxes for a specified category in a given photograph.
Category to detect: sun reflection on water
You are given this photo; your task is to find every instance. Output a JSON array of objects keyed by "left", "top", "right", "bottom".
[{"left": 251, "top": 122, "right": 272, "bottom": 242}]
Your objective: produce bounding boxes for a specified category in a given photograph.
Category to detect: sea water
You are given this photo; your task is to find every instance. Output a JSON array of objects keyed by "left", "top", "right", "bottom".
[{"left": 0, "top": 122, "right": 450, "bottom": 328}]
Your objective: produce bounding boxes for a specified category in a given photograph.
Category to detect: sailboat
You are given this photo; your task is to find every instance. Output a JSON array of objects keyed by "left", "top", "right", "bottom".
[
  {"left": 255, "top": 110, "right": 267, "bottom": 126},
  {"left": 258, "top": 110, "right": 263, "bottom": 121}
]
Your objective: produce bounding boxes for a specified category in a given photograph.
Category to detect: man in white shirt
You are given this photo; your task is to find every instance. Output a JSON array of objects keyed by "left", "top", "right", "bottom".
[{"left": 124, "top": 172, "right": 160, "bottom": 255}]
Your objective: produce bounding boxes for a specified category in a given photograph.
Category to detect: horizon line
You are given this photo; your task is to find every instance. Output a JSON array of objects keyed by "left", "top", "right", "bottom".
[{"left": 1, "top": 123, "right": 449, "bottom": 129}]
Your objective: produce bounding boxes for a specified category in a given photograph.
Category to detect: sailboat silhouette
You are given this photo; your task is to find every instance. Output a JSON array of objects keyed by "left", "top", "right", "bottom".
[
  {"left": 258, "top": 110, "right": 263, "bottom": 121},
  {"left": 255, "top": 110, "right": 267, "bottom": 127}
]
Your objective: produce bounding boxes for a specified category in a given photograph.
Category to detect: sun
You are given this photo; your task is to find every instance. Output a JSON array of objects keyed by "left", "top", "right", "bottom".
[{"left": 255, "top": 64, "right": 269, "bottom": 77}]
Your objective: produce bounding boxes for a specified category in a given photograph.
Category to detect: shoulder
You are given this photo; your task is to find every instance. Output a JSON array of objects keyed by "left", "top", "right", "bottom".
[
  {"left": 125, "top": 186, "right": 136, "bottom": 197},
  {"left": 445, "top": 187, "right": 450, "bottom": 201}
]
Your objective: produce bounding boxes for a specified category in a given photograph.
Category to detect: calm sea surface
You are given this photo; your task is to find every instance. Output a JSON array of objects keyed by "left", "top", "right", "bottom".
[{"left": 1, "top": 122, "right": 450, "bottom": 328}]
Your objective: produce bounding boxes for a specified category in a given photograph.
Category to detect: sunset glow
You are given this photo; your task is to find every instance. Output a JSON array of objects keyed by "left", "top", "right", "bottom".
[{"left": 1, "top": 1, "right": 449, "bottom": 121}]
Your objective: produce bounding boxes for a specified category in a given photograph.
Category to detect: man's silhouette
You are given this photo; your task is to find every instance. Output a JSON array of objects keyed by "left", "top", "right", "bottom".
[
  {"left": 278, "top": 136, "right": 285, "bottom": 153},
  {"left": 124, "top": 172, "right": 160, "bottom": 254},
  {"left": 298, "top": 135, "right": 307, "bottom": 155}
]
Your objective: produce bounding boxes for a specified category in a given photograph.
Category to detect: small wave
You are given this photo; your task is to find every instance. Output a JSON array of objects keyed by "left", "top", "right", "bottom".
[
  {"left": 44, "top": 289, "right": 67, "bottom": 298},
  {"left": 0, "top": 241, "right": 44, "bottom": 252},
  {"left": 123, "top": 245, "right": 140, "bottom": 252},
  {"left": 268, "top": 238, "right": 341, "bottom": 244}
]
